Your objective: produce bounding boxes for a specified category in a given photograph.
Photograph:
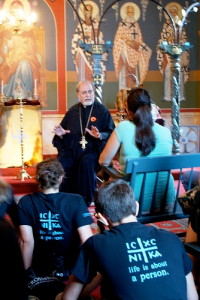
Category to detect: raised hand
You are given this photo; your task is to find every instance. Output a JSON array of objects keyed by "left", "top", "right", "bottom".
[
  {"left": 53, "top": 125, "right": 70, "bottom": 137},
  {"left": 86, "top": 126, "right": 101, "bottom": 139}
]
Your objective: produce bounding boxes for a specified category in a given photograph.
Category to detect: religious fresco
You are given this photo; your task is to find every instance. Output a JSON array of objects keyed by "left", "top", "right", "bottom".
[
  {"left": 66, "top": 0, "right": 198, "bottom": 92},
  {"left": 71, "top": 0, "right": 107, "bottom": 82},
  {"left": 0, "top": 0, "right": 198, "bottom": 110},
  {"left": 113, "top": 2, "right": 152, "bottom": 89},
  {"left": 0, "top": 0, "right": 58, "bottom": 110},
  {"left": 157, "top": 2, "right": 190, "bottom": 102},
  {"left": 0, "top": 0, "right": 47, "bottom": 106},
  {"left": 66, "top": 0, "right": 199, "bottom": 109}
]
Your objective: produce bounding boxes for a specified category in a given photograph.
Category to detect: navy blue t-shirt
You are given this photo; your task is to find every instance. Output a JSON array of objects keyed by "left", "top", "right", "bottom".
[
  {"left": 18, "top": 192, "right": 93, "bottom": 276},
  {"left": 72, "top": 222, "right": 192, "bottom": 300}
]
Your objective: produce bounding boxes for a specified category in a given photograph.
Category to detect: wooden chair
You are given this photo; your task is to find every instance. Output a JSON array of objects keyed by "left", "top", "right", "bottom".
[{"left": 102, "top": 153, "right": 200, "bottom": 225}]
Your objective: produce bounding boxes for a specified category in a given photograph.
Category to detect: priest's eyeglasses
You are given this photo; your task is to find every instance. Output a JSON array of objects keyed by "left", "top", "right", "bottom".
[{"left": 80, "top": 90, "right": 93, "bottom": 96}]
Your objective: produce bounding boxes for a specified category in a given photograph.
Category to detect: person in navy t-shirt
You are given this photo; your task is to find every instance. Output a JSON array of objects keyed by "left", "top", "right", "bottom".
[
  {"left": 61, "top": 179, "right": 198, "bottom": 300},
  {"left": 18, "top": 158, "right": 93, "bottom": 300}
]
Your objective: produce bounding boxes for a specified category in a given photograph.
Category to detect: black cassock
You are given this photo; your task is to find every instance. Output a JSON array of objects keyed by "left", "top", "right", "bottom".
[{"left": 52, "top": 101, "right": 115, "bottom": 206}]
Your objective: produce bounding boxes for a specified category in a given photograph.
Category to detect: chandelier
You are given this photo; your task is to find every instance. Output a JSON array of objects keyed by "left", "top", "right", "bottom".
[{"left": 0, "top": 0, "right": 37, "bottom": 34}]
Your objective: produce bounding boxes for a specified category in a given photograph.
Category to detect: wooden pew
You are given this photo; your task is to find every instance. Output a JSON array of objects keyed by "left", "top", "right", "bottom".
[{"left": 102, "top": 153, "right": 200, "bottom": 224}]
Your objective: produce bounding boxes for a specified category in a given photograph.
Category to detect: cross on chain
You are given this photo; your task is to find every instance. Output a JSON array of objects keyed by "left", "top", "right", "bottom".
[{"left": 80, "top": 135, "right": 88, "bottom": 150}]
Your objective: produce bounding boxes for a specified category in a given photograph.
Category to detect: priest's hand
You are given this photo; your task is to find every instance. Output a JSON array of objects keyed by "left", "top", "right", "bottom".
[
  {"left": 53, "top": 125, "right": 70, "bottom": 138},
  {"left": 86, "top": 126, "right": 102, "bottom": 139}
]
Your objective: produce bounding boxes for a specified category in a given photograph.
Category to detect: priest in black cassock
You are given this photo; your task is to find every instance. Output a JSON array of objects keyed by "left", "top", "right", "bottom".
[{"left": 52, "top": 81, "right": 115, "bottom": 206}]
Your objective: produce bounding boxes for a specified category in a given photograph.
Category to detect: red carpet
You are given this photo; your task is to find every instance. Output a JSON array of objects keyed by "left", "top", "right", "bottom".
[{"left": 147, "top": 218, "right": 188, "bottom": 235}]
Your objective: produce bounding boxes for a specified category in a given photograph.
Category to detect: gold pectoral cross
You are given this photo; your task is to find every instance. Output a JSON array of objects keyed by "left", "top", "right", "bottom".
[{"left": 80, "top": 135, "right": 88, "bottom": 150}]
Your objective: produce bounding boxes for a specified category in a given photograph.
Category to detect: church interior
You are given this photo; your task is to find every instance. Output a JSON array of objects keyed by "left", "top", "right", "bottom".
[{"left": 0, "top": 0, "right": 200, "bottom": 298}]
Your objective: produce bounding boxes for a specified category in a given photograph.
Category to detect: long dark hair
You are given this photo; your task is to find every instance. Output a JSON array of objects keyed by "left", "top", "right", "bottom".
[{"left": 127, "top": 88, "right": 156, "bottom": 156}]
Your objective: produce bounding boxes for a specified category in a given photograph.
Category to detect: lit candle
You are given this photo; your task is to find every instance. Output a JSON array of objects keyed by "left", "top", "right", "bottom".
[
  {"left": 1, "top": 80, "right": 3, "bottom": 95},
  {"left": 34, "top": 79, "right": 37, "bottom": 95}
]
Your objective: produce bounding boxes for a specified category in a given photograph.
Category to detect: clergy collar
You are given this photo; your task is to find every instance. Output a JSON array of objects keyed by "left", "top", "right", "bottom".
[{"left": 80, "top": 101, "right": 95, "bottom": 109}]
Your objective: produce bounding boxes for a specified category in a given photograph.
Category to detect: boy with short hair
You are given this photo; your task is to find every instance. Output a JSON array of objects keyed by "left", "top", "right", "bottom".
[{"left": 61, "top": 179, "right": 198, "bottom": 300}]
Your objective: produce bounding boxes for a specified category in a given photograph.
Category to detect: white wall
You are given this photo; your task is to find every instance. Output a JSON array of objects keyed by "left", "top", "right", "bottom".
[{"left": 42, "top": 111, "right": 200, "bottom": 156}]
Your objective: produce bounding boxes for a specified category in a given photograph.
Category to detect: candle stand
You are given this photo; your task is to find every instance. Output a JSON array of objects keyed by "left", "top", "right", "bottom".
[
  {"left": 16, "top": 97, "right": 32, "bottom": 181},
  {"left": 15, "top": 81, "right": 32, "bottom": 181},
  {"left": 159, "top": 42, "right": 192, "bottom": 153}
]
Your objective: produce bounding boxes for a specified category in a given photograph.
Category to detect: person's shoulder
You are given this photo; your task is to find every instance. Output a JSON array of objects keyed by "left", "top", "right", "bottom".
[
  {"left": 143, "top": 224, "right": 183, "bottom": 247},
  {"left": 94, "top": 226, "right": 120, "bottom": 241},
  {"left": 154, "top": 122, "right": 171, "bottom": 133},
  {"left": 94, "top": 100, "right": 108, "bottom": 110},
  {"left": 59, "top": 192, "right": 81, "bottom": 199},
  {"left": 67, "top": 103, "right": 79, "bottom": 112},
  {"left": 59, "top": 192, "right": 86, "bottom": 206},
  {"left": 156, "top": 227, "right": 182, "bottom": 243},
  {"left": 18, "top": 192, "right": 40, "bottom": 206},
  {"left": 18, "top": 193, "right": 33, "bottom": 203},
  {"left": 118, "top": 120, "right": 132, "bottom": 125},
  {"left": 61, "top": 104, "right": 80, "bottom": 126},
  {"left": 85, "top": 229, "right": 110, "bottom": 245},
  {"left": 87, "top": 226, "right": 128, "bottom": 247},
  {"left": 116, "top": 120, "right": 133, "bottom": 129},
  {"left": 93, "top": 101, "right": 112, "bottom": 117}
]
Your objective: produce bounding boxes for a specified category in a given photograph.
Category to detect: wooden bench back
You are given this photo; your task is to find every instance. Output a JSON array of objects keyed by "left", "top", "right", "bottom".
[{"left": 125, "top": 153, "right": 200, "bottom": 224}]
